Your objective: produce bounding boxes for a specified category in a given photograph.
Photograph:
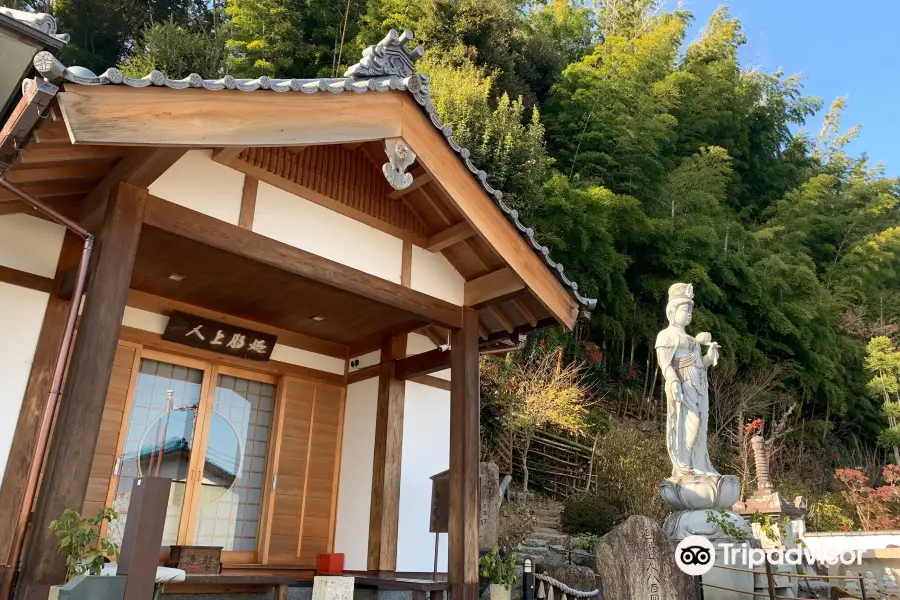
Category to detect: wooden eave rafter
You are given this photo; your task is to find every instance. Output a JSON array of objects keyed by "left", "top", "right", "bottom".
[{"left": 53, "top": 84, "right": 581, "bottom": 331}]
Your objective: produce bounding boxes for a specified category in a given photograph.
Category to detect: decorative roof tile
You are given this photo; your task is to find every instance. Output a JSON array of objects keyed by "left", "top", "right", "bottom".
[
  {"left": 31, "top": 30, "right": 597, "bottom": 317},
  {"left": 0, "top": 7, "right": 69, "bottom": 43}
]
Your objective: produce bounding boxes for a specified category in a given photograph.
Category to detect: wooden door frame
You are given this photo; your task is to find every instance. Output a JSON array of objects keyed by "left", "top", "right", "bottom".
[{"left": 104, "top": 346, "right": 285, "bottom": 566}]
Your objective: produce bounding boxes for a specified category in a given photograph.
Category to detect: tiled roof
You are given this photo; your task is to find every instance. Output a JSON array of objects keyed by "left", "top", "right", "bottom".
[
  {"left": 0, "top": 7, "right": 69, "bottom": 43},
  {"left": 31, "top": 29, "right": 596, "bottom": 316}
]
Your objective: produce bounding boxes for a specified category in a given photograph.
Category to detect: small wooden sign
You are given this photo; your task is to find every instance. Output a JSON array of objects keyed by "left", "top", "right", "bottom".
[
  {"left": 162, "top": 311, "right": 277, "bottom": 362},
  {"left": 429, "top": 470, "right": 450, "bottom": 534}
]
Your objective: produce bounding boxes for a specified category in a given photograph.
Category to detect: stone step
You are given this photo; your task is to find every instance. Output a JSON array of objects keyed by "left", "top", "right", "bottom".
[
  {"left": 532, "top": 508, "right": 562, "bottom": 518},
  {"left": 536, "top": 518, "right": 560, "bottom": 527},
  {"left": 517, "top": 545, "right": 550, "bottom": 555},
  {"left": 528, "top": 534, "right": 569, "bottom": 547},
  {"left": 522, "top": 538, "right": 549, "bottom": 548},
  {"left": 531, "top": 527, "right": 562, "bottom": 535}
]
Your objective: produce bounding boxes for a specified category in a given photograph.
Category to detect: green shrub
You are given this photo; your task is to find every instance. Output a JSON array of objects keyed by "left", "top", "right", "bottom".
[
  {"left": 479, "top": 548, "right": 517, "bottom": 588},
  {"left": 560, "top": 493, "right": 620, "bottom": 536}
]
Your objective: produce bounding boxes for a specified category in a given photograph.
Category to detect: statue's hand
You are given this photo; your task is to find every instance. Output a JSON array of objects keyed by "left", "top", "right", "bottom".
[{"left": 673, "top": 382, "right": 684, "bottom": 404}]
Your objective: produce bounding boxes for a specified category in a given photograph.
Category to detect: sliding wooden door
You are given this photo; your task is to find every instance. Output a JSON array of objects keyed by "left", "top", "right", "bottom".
[{"left": 86, "top": 346, "right": 345, "bottom": 566}]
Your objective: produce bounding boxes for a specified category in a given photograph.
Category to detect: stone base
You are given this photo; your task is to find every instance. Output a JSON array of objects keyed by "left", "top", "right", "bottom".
[
  {"left": 660, "top": 474, "right": 740, "bottom": 511},
  {"left": 701, "top": 545, "right": 756, "bottom": 600},
  {"left": 663, "top": 508, "right": 751, "bottom": 541}
]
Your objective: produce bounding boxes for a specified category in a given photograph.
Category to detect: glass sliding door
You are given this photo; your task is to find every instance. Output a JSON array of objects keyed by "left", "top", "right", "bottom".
[
  {"left": 105, "top": 351, "right": 278, "bottom": 561},
  {"left": 192, "top": 372, "right": 276, "bottom": 553},
  {"left": 107, "top": 355, "right": 207, "bottom": 547}
]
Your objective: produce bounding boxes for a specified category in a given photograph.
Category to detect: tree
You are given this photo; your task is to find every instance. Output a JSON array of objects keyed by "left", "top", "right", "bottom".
[
  {"left": 865, "top": 337, "right": 900, "bottom": 462},
  {"left": 490, "top": 348, "right": 589, "bottom": 492},
  {"left": 120, "top": 21, "right": 225, "bottom": 78},
  {"left": 419, "top": 53, "right": 553, "bottom": 215}
]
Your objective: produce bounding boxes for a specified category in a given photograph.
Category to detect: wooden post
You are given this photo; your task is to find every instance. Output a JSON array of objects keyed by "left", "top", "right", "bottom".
[
  {"left": 449, "top": 309, "right": 479, "bottom": 600},
  {"left": 14, "top": 183, "right": 147, "bottom": 600},
  {"left": 368, "top": 334, "right": 407, "bottom": 572},
  {"left": 0, "top": 233, "right": 80, "bottom": 562}
]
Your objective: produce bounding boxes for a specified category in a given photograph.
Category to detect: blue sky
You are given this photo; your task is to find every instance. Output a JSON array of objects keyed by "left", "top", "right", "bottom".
[{"left": 682, "top": 0, "right": 900, "bottom": 176}]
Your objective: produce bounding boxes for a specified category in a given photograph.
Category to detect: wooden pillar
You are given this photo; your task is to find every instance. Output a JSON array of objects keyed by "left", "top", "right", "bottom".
[
  {"left": 449, "top": 309, "right": 479, "bottom": 600},
  {"left": 0, "top": 232, "right": 81, "bottom": 562},
  {"left": 368, "top": 334, "right": 407, "bottom": 572},
  {"left": 15, "top": 183, "right": 147, "bottom": 600}
]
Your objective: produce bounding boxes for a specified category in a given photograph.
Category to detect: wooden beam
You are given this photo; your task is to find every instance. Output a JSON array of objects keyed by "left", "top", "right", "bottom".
[
  {"left": 464, "top": 268, "right": 524, "bottom": 308},
  {"left": 387, "top": 168, "right": 432, "bottom": 199},
  {"left": 409, "top": 374, "right": 451, "bottom": 392},
  {"left": 0, "top": 233, "right": 81, "bottom": 563},
  {"left": 79, "top": 146, "right": 188, "bottom": 229},
  {"left": 125, "top": 289, "right": 348, "bottom": 359},
  {"left": 512, "top": 298, "right": 538, "bottom": 328},
  {"left": 402, "top": 97, "right": 579, "bottom": 328},
  {"left": 58, "top": 86, "right": 404, "bottom": 147},
  {"left": 395, "top": 347, "right": 451, "bottom": 381},
  {"left": 489, "top": 305, "right": 515, "bottom": 334},
  {"left": 15, "top": 183, "right": 147, "bottom": 599},
  {"left": 426, "top": 221, "right": 476, "bottom": 253},
  {"left": 143, "top": 195, "right": 463, "bottom": 330},
  {"left": 0, "top": 201, "right": 29, "bottom": 217},
  {"left": 5, "top": 161, "right": 117, "bottom": 184},
  {"left": 367, "top": 334, "right": 406, "bottom": 571},
  {"left": 478, "top": 321, "right": 489, "bottom": 341},
  {"left": 239, "top": 176, "right": 258, "bottom": 230},
  {"left": 0, "top": 264, "right": 54, "bottom": 293},
  {"left": 347, "top": 363, "right": 379, "bottom": 384},
  {"left": 449, "top": 308, "right": 480, "bottom": 600},
  {"left": 419, "top": 325, "right": 447, "bottom": 348},
  {"left": 17, "top": 145, "right": 126, "bottom": 165},
  {"left": 212, "top": 147, "right": 247, "bottom": 167},
  {"left": 401, "top": 241, "right": 412, "bottom": 287},
  {"left": 0, "top": 180, "right": 98, "bottom": 202}
]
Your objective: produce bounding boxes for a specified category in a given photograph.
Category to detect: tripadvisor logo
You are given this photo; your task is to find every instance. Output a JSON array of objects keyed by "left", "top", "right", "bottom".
[
  {"left": 674, "top": 535, "right": 863, "bottom": 575},
  {"left": 675, "top": 536, "right": 715, "bottom": 576}
]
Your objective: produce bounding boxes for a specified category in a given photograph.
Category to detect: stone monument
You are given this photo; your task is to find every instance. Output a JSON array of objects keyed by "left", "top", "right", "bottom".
[
  {"left": 594, "top": 516, "right": 697, "bottom": 600},
  {"left": 655, "top": 283, "right": 753, "bottom": 597}
]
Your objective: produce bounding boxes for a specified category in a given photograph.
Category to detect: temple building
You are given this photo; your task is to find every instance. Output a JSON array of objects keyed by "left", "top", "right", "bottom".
[{"left": 0, "top": 13, "right": 593, "bottom": 600}]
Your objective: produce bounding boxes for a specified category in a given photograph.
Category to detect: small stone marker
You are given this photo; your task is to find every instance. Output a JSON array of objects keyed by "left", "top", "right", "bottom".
[
  {"left": 312, "top": 575, "right": 354, "bottom": 600},
  {"left": 594, "top": 516, "right": 697, "bottom": 600},
  {"left": 479, "top": 462, "right": 501, "bottom": 549}
]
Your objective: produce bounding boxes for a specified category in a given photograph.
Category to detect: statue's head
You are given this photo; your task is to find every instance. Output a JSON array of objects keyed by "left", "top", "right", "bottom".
[{"left": 665, "top": 282, "right": 694, "bottom": 327}]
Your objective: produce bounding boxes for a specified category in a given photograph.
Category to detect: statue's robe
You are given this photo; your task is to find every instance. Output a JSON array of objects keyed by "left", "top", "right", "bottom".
[{"left": 655, "top": 326, "right": 719, "bottom": 478}]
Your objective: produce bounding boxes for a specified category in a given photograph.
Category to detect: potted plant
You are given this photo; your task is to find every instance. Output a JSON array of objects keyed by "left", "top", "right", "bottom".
[
  {"left": 48, "top": 507, "right": 119, "bottom": 596},
  {"left": 479, "top": 548, "right": 517, "bottom": 600}
]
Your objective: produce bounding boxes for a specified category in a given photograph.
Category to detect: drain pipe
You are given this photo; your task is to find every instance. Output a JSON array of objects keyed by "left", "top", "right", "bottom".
[{"left": 0, "top": 181, "right": 93, "bottom": 599}]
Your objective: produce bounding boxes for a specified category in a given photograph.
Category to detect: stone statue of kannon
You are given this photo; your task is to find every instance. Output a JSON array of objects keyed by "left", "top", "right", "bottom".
[{"left": 655, "top": 282, "right": 720, "bottom": 478}]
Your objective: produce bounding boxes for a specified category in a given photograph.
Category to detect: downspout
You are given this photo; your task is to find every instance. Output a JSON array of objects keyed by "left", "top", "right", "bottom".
[
  {"left": 0, "top": 78, "right": 95, "bottom": 599},
  {"left": 0, "top": 180, "right": 92, "bottom": 600}
]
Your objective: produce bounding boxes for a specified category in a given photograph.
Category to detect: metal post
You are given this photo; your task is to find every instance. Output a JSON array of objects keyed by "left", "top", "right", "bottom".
[
  {"left": 861, "top": 575, "right": 868, "bottom": 600},
  {"left": 523, "top": 559, "right": 533, "bottom": 600},
  {"left": 433, "top": 532, "right": 439, "bottom": 581},
  {"left": 696, "top": 575, "right": 704, "bottom": 600}
]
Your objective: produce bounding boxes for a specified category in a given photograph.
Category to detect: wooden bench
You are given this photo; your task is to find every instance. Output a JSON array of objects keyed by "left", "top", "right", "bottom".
[{"left": 352, "top": 576, "right": 449, "bottom": 600}]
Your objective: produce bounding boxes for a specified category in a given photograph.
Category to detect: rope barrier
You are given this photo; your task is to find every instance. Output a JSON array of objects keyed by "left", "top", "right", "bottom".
[{"left": 533, "top": 573, "right": 599, "bottom": 599}]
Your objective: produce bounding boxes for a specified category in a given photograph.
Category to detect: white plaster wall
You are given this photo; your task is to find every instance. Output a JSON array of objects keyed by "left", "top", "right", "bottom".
[
  {"left": 0, "top": 283, "right": 50, "bottom": 480},
  {"left": 802, "top": 531, "right": 900, "bottom": 554},
  {"left": 0, "top": 214, "right": 65, "bottom": 278},
  {"left": 121, "top": 306, "right": 345, "bottom": 374},
  {"left": 253, "top": 182, "right": 404, "bottom": 283},
  {"left": 148, "top": 150, "right": 245, "bottom": 225},
  {"left": 396, "top": 381, "right": 451, "bottom": 573},
  {"left": 410, "top": 245, "right": 465, "bottom": 305},
  {"left": 333, "top": 378, "right": 378, "bottom": 570}
]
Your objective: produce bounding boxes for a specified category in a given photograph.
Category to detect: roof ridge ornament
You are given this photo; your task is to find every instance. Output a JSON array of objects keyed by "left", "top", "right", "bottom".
[
  {"left": 0, "top": 7, "right": 69, "bottom": 42},
  {"left": 344, "top": 29, "right": 424, "bottom": 79}
]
